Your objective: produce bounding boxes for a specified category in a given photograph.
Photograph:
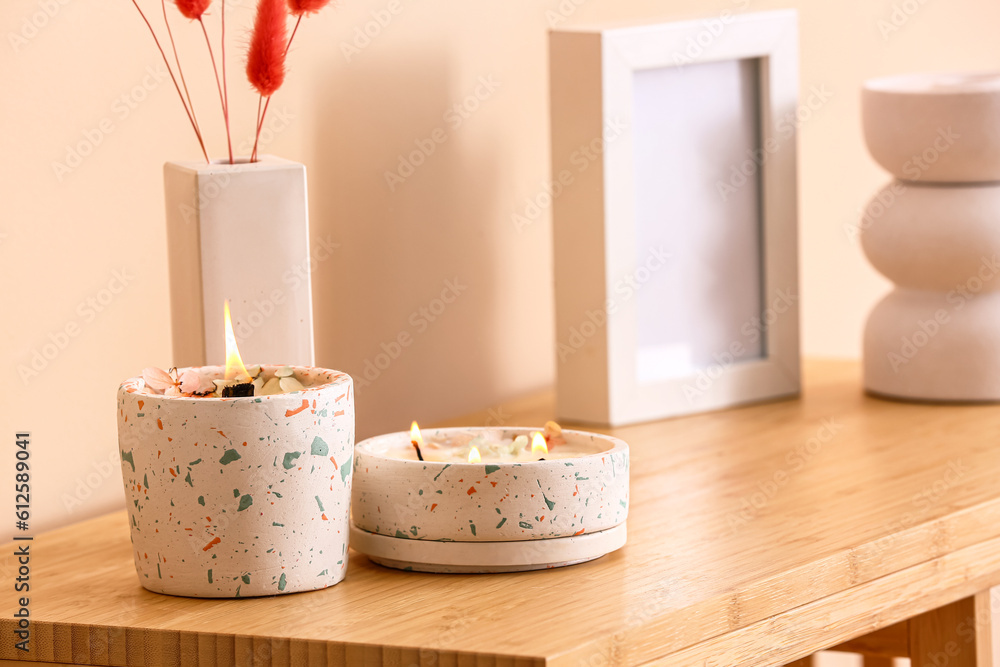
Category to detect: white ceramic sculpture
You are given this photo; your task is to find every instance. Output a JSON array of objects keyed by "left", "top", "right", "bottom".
[
  {"left": 862, "top": 72, "right": 1000, "bottom": 182},
  {"left": 861, "top": 72, "right": 1000, "bottom": 401}
]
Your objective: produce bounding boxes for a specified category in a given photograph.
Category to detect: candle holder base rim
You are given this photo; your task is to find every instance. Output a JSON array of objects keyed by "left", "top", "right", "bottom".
[{"left": 349, "top": 522, "right": 626, "bottom": 574}]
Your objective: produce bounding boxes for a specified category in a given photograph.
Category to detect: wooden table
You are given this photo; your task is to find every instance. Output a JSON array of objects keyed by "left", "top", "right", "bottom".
[{"left": 5, "top": 360, "right": 1000, "bottom": 666}]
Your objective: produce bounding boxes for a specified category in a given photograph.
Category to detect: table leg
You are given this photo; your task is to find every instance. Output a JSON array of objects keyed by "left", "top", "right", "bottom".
[
  {"left": 908, "top": 591, "right": 998, "bottom": 667},
  {"left": 862, "top": 657, "right": 894, "bottom": 667}
]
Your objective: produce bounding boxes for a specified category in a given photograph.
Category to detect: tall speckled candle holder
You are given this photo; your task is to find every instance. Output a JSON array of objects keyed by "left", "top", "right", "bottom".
[
  {"left": 117, "top": 365, "right": 354, "bottom": 597},
  {"left": 351, "top": 427, "right": 629, "bottom": 573}
]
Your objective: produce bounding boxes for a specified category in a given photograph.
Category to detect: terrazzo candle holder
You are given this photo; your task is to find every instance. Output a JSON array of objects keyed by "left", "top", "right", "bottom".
[
  {"left": 351, "top": 427, "right": 629, "bottom": 573},
  {"left": 117, "top": 365, "right": 354, "bottom": 597}
]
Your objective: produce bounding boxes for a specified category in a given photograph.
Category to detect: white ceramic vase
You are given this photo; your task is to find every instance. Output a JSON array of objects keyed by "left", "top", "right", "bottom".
[
  {"left": 117, "top": 365, "right": 354, "bottom": 597},
  {"left": 861, "top": 72, "right": 1000, "bottom": 400},
  {"left": 164, "top": 155, "right": 315, "bottom": 368}
]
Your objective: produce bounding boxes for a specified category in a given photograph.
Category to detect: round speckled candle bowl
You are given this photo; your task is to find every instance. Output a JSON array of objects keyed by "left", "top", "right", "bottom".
[
  {"left": 116, "top": 365, "right": 354, "bottom": 598},
  {"left": 350, "top": 428, "right": 629, "bottom": 573}
]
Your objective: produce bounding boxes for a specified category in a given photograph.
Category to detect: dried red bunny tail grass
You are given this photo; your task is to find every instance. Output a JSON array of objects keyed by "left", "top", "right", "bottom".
[
  {"left": 285, "top": 1, "right": 332, "bottom": 61},
  {"left": 128, "top": 0, "right": 209, "bottom": 162},
  {"left": 247, "top": 0, "right": 287, "bottom": 98},
  {"left": 286, "top": 0, "right": 332, "bottom": 48},
  {"left": 283, "top": 0, "right": 330, "bottom": 64},
  {"left": 160, "top": 0, "right": 209, "bottom": 160},
  {"left": 287, "top": 0, "right": 331, "bottom": 16},
  {"left": 249, "top": 0, "right": 333, "bottom": 161},
  {"left": 284, "top": 0, "right": 332, "bottom": 57},
  {"left": 175, "top": 0, "right": 210, "bottom": 19},
  {"left": 247, "top": 0, "right": 288, "bottom": 161}
]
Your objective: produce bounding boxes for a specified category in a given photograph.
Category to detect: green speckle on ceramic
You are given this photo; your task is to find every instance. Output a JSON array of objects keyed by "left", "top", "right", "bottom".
[
  {"left": 310, "top": 437, "right": 328, "bottom": 456},
  {"left": 219, "top": 449, "right": 241, "bottom": 465},
  {"left": 282, "top": 451, "right": 301, "bottom": 469}
]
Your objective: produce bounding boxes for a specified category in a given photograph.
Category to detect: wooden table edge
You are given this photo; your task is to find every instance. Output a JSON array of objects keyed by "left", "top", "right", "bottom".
[
  {"left": 0, "top": 619, "right": 549, "bottom": 666},
  {"left": 546, "top": 493, "right": 1000, "bottom": 666},
  {"left": 623, "top": 532, "right": 1000, "bottom": 666}
]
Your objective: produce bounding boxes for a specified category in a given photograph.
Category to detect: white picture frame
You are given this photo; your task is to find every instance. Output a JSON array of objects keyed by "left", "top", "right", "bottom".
[{"left": 550, "top": 10, "right": 801, "bottom": 426}]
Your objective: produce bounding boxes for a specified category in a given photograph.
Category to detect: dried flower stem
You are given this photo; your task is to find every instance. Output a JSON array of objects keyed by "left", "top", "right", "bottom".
[
  {"left": 253, "top": 95, "right": 263, "bottom": 161},
  {"left": 251, "top": 14, "right": 302, "bottom": 162},
  {"left": 160, "top": 0, "right": 209, "bottom": 161},
  {"left": 251, "top": 95, "right": 271, "bottom": 161},
  {"left": 128, "top": 0, "right": 209, "bottom": 162},
  {"left": 198, "top": 16, "right": 233, "bottom": 164},
  {"left": 221, "top": 0, "right": 230, "bottom": 162},
  {"left": 286, "top": 14, "right": 304, "bottom": 59}
]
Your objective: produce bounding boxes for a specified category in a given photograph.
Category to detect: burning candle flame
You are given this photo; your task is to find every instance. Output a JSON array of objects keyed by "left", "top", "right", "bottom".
[
  {"left": 409, "top": 421, "right": 426, "bottom": 461},
  {"left": 468, "top": 446, "right": 481, "bottom": 464},
  {"left": 531, "top": 431, "right": 548, "bottom": 456},
  {"left": 223, "top": 300, "right": 250, "bottom": 382}
]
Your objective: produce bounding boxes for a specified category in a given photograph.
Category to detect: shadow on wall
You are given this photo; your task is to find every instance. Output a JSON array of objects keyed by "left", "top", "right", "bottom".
[{"left": 309, "top": 49, "right": 504, "bottom": 439}]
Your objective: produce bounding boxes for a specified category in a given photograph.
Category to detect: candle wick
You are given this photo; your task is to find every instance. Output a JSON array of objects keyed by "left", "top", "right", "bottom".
[
  {"left": 221, "top": 381, "right": 254, "bottom": 398},
  {"left": 411, "top": 441, "right": 424, "bottom": 461}
]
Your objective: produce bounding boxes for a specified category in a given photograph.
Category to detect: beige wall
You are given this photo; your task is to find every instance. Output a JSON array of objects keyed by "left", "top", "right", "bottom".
[{"left": 2, "top": 0, "right": 999, "bottom": 542}]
